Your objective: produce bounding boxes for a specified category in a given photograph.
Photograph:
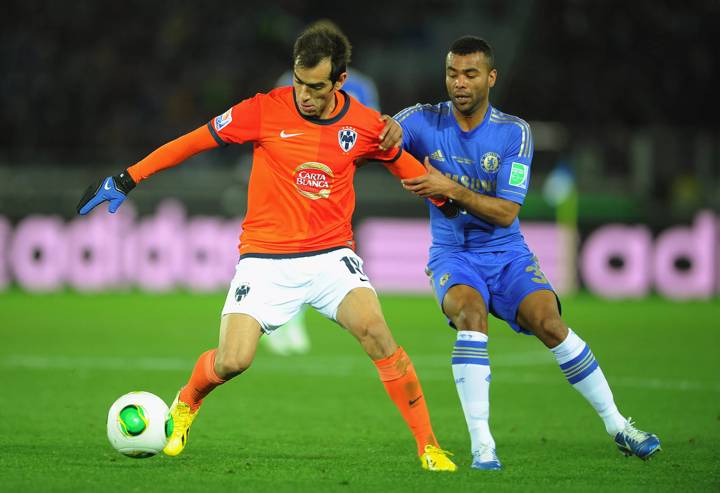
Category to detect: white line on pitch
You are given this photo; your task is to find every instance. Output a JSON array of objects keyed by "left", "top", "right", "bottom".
[{"left": 2, "top": 353, "right": 718, "bottom": 393}]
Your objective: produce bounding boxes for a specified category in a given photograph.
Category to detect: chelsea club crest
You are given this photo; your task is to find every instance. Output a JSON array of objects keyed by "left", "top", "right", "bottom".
[
  {"left": 338, "top": 127, "right": 358, "bottom": 152},
  {"left": 481, "top": 152, "right": 500, "bottom": 173}
]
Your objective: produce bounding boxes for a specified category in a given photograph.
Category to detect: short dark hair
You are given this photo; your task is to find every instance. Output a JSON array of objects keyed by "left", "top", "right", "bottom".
[
  {"left": 293, "top": 21, "right": 352, "bottom": 83},
  {"left": 449, "top": 36, "right": 494, "bottom": 69}
]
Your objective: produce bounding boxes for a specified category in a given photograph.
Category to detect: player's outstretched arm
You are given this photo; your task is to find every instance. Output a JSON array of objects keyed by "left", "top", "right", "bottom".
[
  {"left": 76, "top": 125, "right": 219, "bottom": 215},
  {"left": 402, "top": 159, "right": 520, "bottom": 227}
]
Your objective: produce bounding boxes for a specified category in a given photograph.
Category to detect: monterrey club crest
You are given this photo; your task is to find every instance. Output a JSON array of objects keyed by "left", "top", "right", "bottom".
[
  {"left": 338, "top": 126, "right": 358, "bottom": 152},
  {"left": 293, "top": 162, "right": 334, "bottom": 200},
  {"left": 235, "top": 284, "right": 250, "bottom": 302},
  {"left": 481, "top": 152, "right": 500, "bottom": 173}
]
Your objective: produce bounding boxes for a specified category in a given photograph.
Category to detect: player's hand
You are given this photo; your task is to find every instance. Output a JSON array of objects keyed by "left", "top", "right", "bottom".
[
  {"left": 378, "top": 115, "right": 402, "bottom": 150},
  {"left": 402, "top": 158, "right": 461, "bottom": 218},
  {"left": 76, "top": 170, "right": 136, "bottom": 215},
  {"left": 401, "top": 157, "right": 458, "bottom": 199}
]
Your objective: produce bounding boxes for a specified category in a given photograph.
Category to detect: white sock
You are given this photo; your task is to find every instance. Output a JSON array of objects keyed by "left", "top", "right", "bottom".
[
  {"left": 452, "top": 330, "right": 495, "bottom": 452},
  {"left": 551, "top": 328, "right": 627, "bottom": 435}
]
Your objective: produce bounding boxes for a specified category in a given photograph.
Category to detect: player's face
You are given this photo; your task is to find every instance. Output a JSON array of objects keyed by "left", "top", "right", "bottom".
[
  {"left": 293, "top": 58, "right": 346, "bottom": 117},
  {"left": 445, "top": 52, "right": 497, "bottom": 117}
]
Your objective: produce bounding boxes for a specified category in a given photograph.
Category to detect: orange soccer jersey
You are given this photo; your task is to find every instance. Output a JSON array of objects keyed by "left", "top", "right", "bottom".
[
  {"left": 209, "top": 87, "right": 411, "bottom": 255},
  {"left": 128, "top": 86, "right": 435, "bottom": 256}
]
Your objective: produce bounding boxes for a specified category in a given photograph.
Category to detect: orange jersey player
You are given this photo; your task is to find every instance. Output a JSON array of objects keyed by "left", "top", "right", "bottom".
[
  {"left": 203, "top": 86, "right": 430, "bottom": 256},
  {"left": 122, "top": 89, "right": 453, "bottom": 256},
  {"left": 77, "top": 22, "right": 457, "bottom": 471}
]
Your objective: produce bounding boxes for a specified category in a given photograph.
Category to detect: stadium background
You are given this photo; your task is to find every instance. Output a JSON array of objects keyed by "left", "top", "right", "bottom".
[{"left": 1, "top": 1, "right": 718, "bottom": 491}]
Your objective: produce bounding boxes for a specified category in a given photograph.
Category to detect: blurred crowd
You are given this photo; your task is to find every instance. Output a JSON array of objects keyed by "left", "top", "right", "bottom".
[
  {"left": 2, "top": 1, "right": 716, "bottom": 161},
  {"left": 1, "top": 0, "right": 717, "bottom": 219}
]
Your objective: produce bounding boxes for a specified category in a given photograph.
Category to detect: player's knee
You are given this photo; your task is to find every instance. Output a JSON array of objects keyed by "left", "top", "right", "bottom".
[
  {"left": 534, "top": 316, "right": 566, "bottom": 347},
  {"left": 452, "top": 303, "right": 488, "bottom": 332},
  {"left": 355, "top": 320, "right": 395, "bottom": 359},
  {"left": 214, "top": 352, "right": 253, "bottom": 379}
]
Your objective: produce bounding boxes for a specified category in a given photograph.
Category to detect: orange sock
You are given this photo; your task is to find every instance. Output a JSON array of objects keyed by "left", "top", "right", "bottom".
[
  {"left": 374, "top": 346, "right": 439, "bottom": 455},
  {"left": 178, "top": 349, "right": 226, "bottom": 411}
]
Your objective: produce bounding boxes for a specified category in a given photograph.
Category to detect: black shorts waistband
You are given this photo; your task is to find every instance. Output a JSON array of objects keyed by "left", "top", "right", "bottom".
[{"left": 239, "top": 245, "right": 350, "bottom": 260}]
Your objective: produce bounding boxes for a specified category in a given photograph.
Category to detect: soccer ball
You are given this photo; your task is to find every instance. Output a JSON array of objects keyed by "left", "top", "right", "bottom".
[{"left": 106, "top": 391, "right": 172, "bottom": 458}]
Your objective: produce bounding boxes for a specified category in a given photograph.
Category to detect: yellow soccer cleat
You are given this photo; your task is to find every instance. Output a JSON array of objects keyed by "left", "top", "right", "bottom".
[
  {"left": 162, "top": 391, "right": 199, "bottom": 457},
  {"left": 420, "top": 444, "right": 457, "bottom": 472}
]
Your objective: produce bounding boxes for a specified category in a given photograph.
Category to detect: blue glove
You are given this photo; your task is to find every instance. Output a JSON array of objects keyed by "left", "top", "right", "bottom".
[{"left": 76, "top": 170, "right": 136, "bottom": 215}]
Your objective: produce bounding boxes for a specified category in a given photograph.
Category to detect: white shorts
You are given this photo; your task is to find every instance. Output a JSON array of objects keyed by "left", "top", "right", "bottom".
[{"left": 221, "top": 247, "right": 375, "bottom": 333}]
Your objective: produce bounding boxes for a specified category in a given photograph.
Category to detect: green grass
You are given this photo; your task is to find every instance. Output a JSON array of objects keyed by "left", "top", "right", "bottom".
[{"left": 0, "top": 291, "right": 718, "bottom": 492}]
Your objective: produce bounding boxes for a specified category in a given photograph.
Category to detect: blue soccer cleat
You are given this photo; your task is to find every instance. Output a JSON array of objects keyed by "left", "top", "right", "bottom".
[
  {"left": 614, "top": 418, "right": 661, "bottom": 460},
  {"left": 471, "top": 444, "right": 502, "bottom": 470}
]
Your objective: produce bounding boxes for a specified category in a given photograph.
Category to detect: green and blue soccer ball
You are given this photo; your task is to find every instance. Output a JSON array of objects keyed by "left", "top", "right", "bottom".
[{"left": 106, "top": 391, "right": 172, "bottom": 458}]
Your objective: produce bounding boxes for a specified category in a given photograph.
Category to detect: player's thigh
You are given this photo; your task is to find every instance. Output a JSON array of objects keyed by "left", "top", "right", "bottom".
[
  {"left": 306, "top": 248, "right": 396, "bottom": 358},
  {"left": 443, "top": 284, "right": 490, "bottom": 332},
  {"left": 335, "top": 287, "right": 397, "bottom": 359},
  {"left": 427, "top": 252, "right": 490, "bottom": 331},
  {"left": 215, "top": 313, "right": 263, "bottom": 376}
]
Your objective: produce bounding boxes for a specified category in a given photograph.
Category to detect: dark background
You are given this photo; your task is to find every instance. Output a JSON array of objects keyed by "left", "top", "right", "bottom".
[{"left": 1, "top": 0, "right": 718, "bottom": 223}]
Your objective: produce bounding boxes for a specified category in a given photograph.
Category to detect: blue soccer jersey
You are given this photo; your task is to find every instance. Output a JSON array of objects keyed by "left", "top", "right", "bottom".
[{"left": 395, "top": 102, "right": 533, "bottom": 252}]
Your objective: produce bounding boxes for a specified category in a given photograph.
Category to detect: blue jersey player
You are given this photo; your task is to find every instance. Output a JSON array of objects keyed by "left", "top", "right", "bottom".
[{"left": 393, "top": 36, "right": 661, "bottom": 469}]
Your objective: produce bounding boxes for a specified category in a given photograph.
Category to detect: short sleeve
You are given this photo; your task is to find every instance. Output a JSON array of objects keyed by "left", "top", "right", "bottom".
[
  {"left": 496, "top": 122, "right": 534, "bottom": 205},
  {"left": 207, "top": 94, "right": 263, "bottom": 146},
  {"left": 393, "top": 104, "right": 424, "bottom": 156}
]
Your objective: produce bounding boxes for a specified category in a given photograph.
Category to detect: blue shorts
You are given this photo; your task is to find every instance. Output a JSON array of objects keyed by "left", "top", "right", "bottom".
[{"left": 426, "top": 249, "right": 560, "bottom": 334}]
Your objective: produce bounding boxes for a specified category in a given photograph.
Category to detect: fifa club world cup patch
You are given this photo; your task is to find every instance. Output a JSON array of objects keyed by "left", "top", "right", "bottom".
[
  {"left": 338, "top": 126, "right": 358, "bottom": 152},
  {"left": 293, "top": 162, "right": 334, "bottom": 200},
  {"left": 214, "top": 109, "right": 233, "bottom": 132},
  {"left": 509, "top": 162, "right": 529, "bottom": 189}
]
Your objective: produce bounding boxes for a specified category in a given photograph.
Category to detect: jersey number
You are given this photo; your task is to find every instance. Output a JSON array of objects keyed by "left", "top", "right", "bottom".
[
  {"left": 525, "top": 256, "right": 549, "bottom": 284},
  {"left": 340, "top": 256, "right": 368, "bottom": 281}
]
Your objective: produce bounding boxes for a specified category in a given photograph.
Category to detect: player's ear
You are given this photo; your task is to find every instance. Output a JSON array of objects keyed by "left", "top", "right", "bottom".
[
  {"left": 334, "top": 71, "right": 348, "bottom": 91},
  {"left": 488, "top": 68, "right": 497, "bottom": 88}
]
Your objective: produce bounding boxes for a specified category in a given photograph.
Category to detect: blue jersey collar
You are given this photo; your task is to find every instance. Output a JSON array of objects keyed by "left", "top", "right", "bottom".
[{"left": 448, "top": 101, "right": 493, "bottom": 138}]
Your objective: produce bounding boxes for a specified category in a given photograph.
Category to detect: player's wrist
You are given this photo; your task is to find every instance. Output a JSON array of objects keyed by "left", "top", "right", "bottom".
[
  {"left": 446, "top": 181, "right": 466, "bottom": 202},
  {"left": 112, "top": 169, "right": 136, "bottom": 194}
]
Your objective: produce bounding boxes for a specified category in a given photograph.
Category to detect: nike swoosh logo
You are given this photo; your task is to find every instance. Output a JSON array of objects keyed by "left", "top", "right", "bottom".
[
  {"left": 409, "top": 395, "right": 423, "bottom": 406},
  {"left": 103, "top": 179, "right": 112, "bottom": 191},
  {"left": 280, "top": 130, "right": 303, "bottom": 139}
]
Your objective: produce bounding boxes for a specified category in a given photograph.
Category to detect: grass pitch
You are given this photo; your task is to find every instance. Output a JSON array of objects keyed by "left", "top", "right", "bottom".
[{"left": 0, "top": 291, "right": 718, "bottom": 492}]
